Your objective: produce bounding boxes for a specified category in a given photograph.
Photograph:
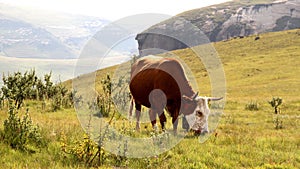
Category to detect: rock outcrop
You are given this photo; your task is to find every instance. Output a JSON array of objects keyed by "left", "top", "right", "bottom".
[{"left": 136, "top": 0, "right": 300, "bottom": 56}]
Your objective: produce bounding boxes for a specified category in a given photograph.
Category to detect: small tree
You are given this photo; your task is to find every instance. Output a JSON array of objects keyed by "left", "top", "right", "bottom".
[
  {"left": 130, "top": 55, "right": 138, "bottom": 65},
  {"left": 268, "top": 97, "right": 282, "bottom": 114},
  {"left": 0, "top": 90, "right": 4, "bottom": 109},
  {"left": 268, "top": 97, "right": 283, "bottom": 129},
  {"left": 101, "top": 74, "right": 112, "bottom": 115},
  {"left": 44, "top": 72, "right": 52, "bottom": 98},
  {"left": 112, "top": 74, "right": 131, "bottom": 112},
  {"left": 1, "top": 70, "right": 40, "bottom": 109},
  {"left": 62, "top": 90, "right": 82, "bottom": 108}
]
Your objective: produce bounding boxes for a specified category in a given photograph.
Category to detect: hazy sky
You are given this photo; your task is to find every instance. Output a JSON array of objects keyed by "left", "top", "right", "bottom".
[{"left": 0, "top": 0, "right": 231, "bottom": 20}]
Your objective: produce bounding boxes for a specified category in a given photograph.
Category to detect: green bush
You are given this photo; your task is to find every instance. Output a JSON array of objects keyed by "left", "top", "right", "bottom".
[
  {"left": 60, "top": 132, "right": 97, "bottom": 165},
  {"left": 92, "top": 94, "right": 110, "bottom": 117},
  {"left": 2, "top": 108, "right": 45, "bottom": 152},
  {"left": 50, "top": 85, "right": 81, "bottom": 112},
  {"left": 0, "top": 90, "right": 3, "bottom": 109},
  {"left": 51, "top": 93, "right": 63, "bottom": 112},
  {"left": 268, "top": 97, "right": 284, "bottom": 129},
  {"left": 1, "top": 70, "right": 75, "bottom": 111},
  {"left": 60, "top": 131, "right": 129, "bottom": 168},
  {"left": 273, "top": 116, "right": 283, "bottom": 130},
  {"left": 268, "top": 97, "right": 282, "bottom": 114},
  {"left": 245, "top": 101, "right": 259, "bottom": 111}
]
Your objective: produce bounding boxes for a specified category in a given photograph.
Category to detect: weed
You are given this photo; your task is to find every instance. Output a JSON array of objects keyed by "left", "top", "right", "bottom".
[
  {"left": 60, "top": 132, "right": 97, "bottom": 166},
  {"left": 245, "top": 101, "right": 259, "bottom": 111},
  {"left": 0, "top": 90, "right": 3, "bottom": 109},
  {"left": 268, "top": 97, "right": 282, "bottom": 114},
  {"left": 60, "top": 96, "right": 119, "bottom": 167},
  {"left": 273, "top": 116, "right": 283, "bottom": 130},
  {"left": 114, "top": 139, "right": 128, "bottom": 167},
  {"left": 269, "top": 97, "right": 284, "bottom": 129}
]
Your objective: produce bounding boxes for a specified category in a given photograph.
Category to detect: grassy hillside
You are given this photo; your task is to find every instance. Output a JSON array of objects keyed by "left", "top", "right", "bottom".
[
  {"left": 77, "top": 28, "right": 300, "bottom": 102},
  {"left": 1, "top": 29, "right": 300, "bottom": 168}
]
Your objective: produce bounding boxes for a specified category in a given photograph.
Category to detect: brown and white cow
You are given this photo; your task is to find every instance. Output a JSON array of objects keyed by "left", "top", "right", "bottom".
[{"left": 129, "top": 56, "right": 222, "bottom": 134}]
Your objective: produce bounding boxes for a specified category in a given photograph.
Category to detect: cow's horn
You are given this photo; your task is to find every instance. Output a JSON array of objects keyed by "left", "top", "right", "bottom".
[
  {"left": 208, "top": 97, "right": 223, "bottom": 101},
  {"left": 192, "top": 92, "right": 199, "bottom": 100}
]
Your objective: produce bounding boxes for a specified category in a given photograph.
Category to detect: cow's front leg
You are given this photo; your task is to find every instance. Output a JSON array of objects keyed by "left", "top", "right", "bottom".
[
  {"left": 135, "top": 103, "right": 141, "bottom": 131},
  {"left": 172, "top": 117, "right": 178, "bottom": 135},
  {"left": 135, "top": 109, "right": 141, "bottom": 131}
]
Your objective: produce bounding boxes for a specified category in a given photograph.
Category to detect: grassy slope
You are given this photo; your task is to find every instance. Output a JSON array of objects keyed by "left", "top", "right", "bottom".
[{"left": 1, "top": 29, "right": 300, "bottom": 168}]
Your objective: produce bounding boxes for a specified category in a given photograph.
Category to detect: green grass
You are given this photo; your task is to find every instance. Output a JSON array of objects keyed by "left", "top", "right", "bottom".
[{"left": 1, "top": 29, "right": 300, "bottom": 168}]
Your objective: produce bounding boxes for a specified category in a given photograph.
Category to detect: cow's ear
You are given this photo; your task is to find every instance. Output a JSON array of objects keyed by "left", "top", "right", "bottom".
[{"left": 182, "top": 95, "right": 193, "bottom": 103}]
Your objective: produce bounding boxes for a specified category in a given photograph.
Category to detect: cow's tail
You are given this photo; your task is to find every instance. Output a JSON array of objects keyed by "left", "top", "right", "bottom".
[{"left": 128, "top": 97, "right": 134, "bottom": 119}]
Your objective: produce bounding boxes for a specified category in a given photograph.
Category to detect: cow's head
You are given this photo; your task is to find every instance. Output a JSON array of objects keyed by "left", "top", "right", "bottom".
[{"left": 182, "top": 93, "right": 223, "bottom": 134}]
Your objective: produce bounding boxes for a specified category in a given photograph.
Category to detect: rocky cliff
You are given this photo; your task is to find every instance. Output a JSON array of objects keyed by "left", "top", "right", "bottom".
[{"left": 136, "top": 0, "right": 300, "bottom": 56}]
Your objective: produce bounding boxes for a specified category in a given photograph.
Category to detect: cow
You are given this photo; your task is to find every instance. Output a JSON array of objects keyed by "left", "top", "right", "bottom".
[{"left": 129, "top": 55, "right": 222, "bottom": 134}]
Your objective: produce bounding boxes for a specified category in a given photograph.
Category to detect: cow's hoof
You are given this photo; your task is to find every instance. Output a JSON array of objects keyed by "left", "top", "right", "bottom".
[
  {"left": 191, "top": 129, "right": 202, "bottom": 136},
  {"left": 199, "top": 131, "right": 209, "bottom": 136},
  {"left": 153, "top": 125, "right": 158, "bottom": 131}
]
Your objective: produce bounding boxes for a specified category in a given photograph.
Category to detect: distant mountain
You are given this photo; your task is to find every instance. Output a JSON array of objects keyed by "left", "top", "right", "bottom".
[
  {"left": 0, "top": 3, "right": 108, "bottom": 59},
  {"left": 136, "top": 0, "right": 300, "bottom": 56},
  {"left": 0, "top": 14, "right": 76, "bottom": 58}
]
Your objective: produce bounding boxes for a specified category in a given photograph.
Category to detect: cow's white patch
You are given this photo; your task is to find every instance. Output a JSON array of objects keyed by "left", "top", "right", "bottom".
[
  {"left": 184, "top": 111, "right": 197, "bottom": 128},
  {"left": 184, "top": 96, "right": 213, "bottom": 133}
]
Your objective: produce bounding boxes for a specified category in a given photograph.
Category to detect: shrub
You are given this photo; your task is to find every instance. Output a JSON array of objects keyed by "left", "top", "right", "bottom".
[
  {"left": 2, "top": 108, "right": 44, "bottom": 151},
  {"left": 60, "top": 132, "right": 97, "bottom": 165},
  {"left": 268, "top": 97, "right": 284, "bottom": 129},
  {"left": 0, "top": 90, "right": 3, "bottom": 109},
  {"left": 1, "top": 70, "right": 37, "bottom": 109},
  {"left": 62, "top": 90, "right": 82, "bottom": 109},
  {"left": 91, "top": 94, "right": 110, "bottom": 117},
  {"left": 60, "top": 130, "right": 130, "bottom": 167},
  {"left": 60, "top": 125, "right": 111, "bottom": 167},
  {"left": 91, "top": 74, "right": 114, "bottom": 117},
  {"left": 1, "top": 70, "right": 75, "bottom": 111},
  {"left": 268, "top": 97, "right": 282, "bottom": 114},
  {"left": 273, "top": 116, "right": 283, "bottom": 130},
  {"left": 51, "top": 85, "right": 79, "bottom": 112},
  {"left": 51, "top": 93, "right": 63, "bottom": 112},
  {"left": 60, "top": 104, "right": 119, "bottom": 167},
  {"left": 245, "top": 101, "right": 259, "bottom": 111}
]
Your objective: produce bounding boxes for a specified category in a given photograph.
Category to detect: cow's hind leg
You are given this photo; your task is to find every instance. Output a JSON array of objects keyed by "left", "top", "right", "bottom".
[
  {"left": 172, "top": 117, "right": 179, "bottom": 135},
  {"left": 170, "top": 108, "right": 179, "bottom": 135},
  {"left": 149, "top": 89, "right": 167, "bottom": 131},
  {"left": 149, "top": 109, "right": 166, "bottom": 131},
  {"left": 135, "top": 103, "right": 141, "bottom": 131},
  {"left": 149, "top": 109, "right": 157, "bottom": 130},
  {"left": 166, "top": 105, "right": 179, "bottom": 134}
]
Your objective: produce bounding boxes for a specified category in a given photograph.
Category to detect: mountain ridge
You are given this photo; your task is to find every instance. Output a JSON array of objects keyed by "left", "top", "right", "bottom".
[
  {"left": 0, "top": 3, "right": 108, "bottom": 59},
  {"left": 0, "top": 13, "right": 75, "bottom": 59}
]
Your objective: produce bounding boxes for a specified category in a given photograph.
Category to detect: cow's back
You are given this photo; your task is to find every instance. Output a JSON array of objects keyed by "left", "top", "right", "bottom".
[{"left": 129, "top": 56, "right": 189, "bottom": 108}]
